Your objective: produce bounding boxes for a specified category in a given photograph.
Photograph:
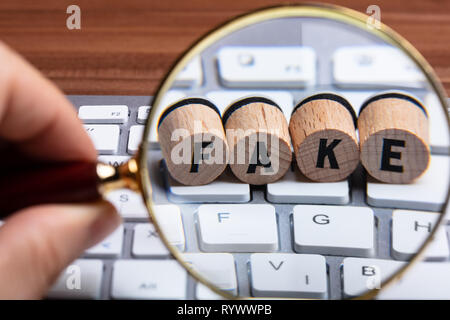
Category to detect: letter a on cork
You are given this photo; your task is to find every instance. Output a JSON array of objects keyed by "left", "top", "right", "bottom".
[{"left": 223, "top": 97, "right": 292, "bottom": 185}]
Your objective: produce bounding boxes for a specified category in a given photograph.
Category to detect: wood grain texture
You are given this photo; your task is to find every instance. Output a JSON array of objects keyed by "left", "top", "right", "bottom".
[
  {"left": 224, "top": 100, "right": 292, "bottom": 185},
  {"left": 158, "top": 102, "right": 228, "bottom": 185},
  {"left": 289, "top": 97, "right": 359, "bottom": 182},
  {"left": 358, "top": 96, "right": 430, "bottom": 183},
  {"left": 0, "top": 0, "right": 449, "bottom": 96}
]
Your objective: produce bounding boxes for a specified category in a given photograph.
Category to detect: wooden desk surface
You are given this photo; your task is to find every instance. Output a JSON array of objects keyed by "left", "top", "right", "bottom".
[{"left": 0, "top": 0, "right": 449, "bottom": 95}]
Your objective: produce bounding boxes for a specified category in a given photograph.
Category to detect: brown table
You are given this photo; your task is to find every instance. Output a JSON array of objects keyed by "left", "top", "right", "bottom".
[{"left": 0, "top": 0, "right": 449, "bottom": 95}]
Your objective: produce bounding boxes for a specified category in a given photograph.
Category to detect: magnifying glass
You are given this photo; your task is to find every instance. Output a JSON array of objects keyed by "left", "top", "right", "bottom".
[{"left": 2, "top": 4, "right": 449, "bottom": 300}]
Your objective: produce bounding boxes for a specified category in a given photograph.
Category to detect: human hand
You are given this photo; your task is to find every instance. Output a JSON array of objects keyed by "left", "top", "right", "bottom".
[{"left": 0, "top": 42, "right": 121, "bottom": 299}]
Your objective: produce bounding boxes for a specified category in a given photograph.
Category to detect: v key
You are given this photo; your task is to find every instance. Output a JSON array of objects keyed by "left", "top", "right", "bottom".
[{"left": 268, "top": 260, "right": 284, "bottom": 271}]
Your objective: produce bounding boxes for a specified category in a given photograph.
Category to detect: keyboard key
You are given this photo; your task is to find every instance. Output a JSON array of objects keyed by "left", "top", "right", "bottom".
[
  {"left": 425, "top": 93, "right": 450, "bottom": 154},
  {"left": 111, "top": 260, "right": 187, "bottom": 299},
  {"left": 444, "top": 204, "right": 450, "bottom": 224},
  {"left": 250, "top": 253, "right": 327, "bottom": 298},
  {"left": 98, "top": 155, "right": 130, "bottom": 167},
  {"left": 84, "top": 125, "right": 120, "bottom": 154},
  {"left": 217, "top": 46, "right": 316, "bottom": 88},
  {"left": 174, "top": 56, "right": 203, "bottom": 87},
  {"left": 136, "top": 106, "right": 151, "bottom": 124},
  {"left": 127, "top": 125, "right": 144, "bottom": 154},
  {"left": 333, "top": 46, "right": 425, "bottom": 88},
  {"left": 266, "top": 164, "right": 349, "bottom": 204},
  {"left": 197, "top": 204, "right": 278, "bottom": 252},
  {"left": 85, "top": 225, "right": 124, "bottom": 258},
  {"left": 182, "top": 253, "right": 237, "bottom": 294},
  {"left": 196, "top": 283, "right": 226, "bottom": 300},
  {"left": 367, "top": 155, "right": 450, "bottom": 211},
  {"left": 106, "top": 189, "right": 148, "bottom": 219},
  {"left": 392, "top": 210, "right": 449, "bottom": 261},
  {"left": 132, "top": 205, "right": 185, "bottom": 257},
  {"left": 132, "top": 224, "right": 170, "bottom": 257},
  {"left": 293, "top": 205, "right": 375, "bottom": 257},
  {"left": 149, "top": 90, "right": 186, "bottom": 143},
  {"left": 164, "top": 166, "right": 250, "bottom": 203},
  {"left": 153, "top": 204, "right": 185, "bottom": 250},
  {"left": 47, "top": 260, "right": 103, "bottom": 299},
  {"left": 78, "top": 105, "right": 128, "bottom": 124},
  {"left": 206, "top": 90, "right": 294, "bottom": 119},
  {"left": 342, "top": 257, "right": 450, "bottom": 299}
]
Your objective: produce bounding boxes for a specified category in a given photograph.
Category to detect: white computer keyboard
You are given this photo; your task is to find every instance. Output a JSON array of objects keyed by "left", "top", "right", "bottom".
[
  {"left": 6, "top": 36, "right": 449, "bottom": 300},
  {"left": 42, "top": 92, "right": 449, "bottom": 300}
]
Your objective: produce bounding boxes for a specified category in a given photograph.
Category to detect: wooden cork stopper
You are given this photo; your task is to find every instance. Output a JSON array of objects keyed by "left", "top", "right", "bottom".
[
  {"left": 223, "top": 97, "right": 292, "bottom": 185},
  {"left": 157, "top": 98, "right": 229, "bottom": 186},
  {"left": 289, "top": 93, "right": 359, "bottom": 182},
  {"left": 358, "top": 92, "right": 430, "bottom": 184}
]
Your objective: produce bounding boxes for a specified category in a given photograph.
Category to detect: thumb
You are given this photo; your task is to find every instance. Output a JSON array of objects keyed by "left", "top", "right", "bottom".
[{"left": 0, "top": 201, "right": 120, "bottom": 299}]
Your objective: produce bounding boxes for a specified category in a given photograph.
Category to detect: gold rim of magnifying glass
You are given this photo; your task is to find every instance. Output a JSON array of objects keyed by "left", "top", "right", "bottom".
[{"left": 135, "top": 2, "right": 450, "bottom": 300}]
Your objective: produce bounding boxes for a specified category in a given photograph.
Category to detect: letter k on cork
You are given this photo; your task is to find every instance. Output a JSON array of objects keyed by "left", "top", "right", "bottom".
[
  {"left": 358, "top": 92, "right": 430, "bottom": 184},
  {"left": 223, "top": 97, "right": 292, "bottom": 185},
  {"left": 289, "top": 93, "right": 359, "bottom": 182},
  {"left": 157, "top": 98, "right": 229, "bottom": 186}
]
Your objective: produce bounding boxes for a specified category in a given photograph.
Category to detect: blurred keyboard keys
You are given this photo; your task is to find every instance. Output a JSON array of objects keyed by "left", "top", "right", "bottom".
[
  {"left": 137, "top": 106, "right": 151, "bottom": 124},
  {"left": 85, "top": 225, "right": 124, "bottom": 258},
  {"left": 333, "top": 46, "right": 425, "bottom": 88},
  {"left": 174, "top": 56, "right": 203, "bottom": 87},
  {"left": 217, "top": 46, "right": 316, "bottom": 88},
  {"left": 127, "top": 125, "right": 144, "bottom": 154},
  {"left": 84, "top": 125, "right": 120, "bottom": 154},
  {"left": 78, "top": 105, "right": 128, "bottom": 124},
  {"left": 98, "top": 155, "right": 130, "bottom": 167},
  {"left": 206, "top": 90, "right": 294, "bottom": 119},
  {"left": 425, "top": 93, "right": 450, "bottom": 154}
]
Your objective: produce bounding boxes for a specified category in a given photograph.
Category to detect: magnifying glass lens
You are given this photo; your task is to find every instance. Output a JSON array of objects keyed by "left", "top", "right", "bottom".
[{"left": 139, "top": 6, "right": 450, "bottom": 300}]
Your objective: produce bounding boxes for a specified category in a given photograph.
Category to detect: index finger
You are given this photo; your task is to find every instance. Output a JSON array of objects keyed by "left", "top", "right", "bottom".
[{"left": 0, "top": 42, "right": 96, "bottom": 162}]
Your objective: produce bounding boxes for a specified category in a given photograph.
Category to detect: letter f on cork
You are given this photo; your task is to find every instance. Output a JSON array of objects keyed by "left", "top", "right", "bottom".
[
  {"left": 289, "top": 93, "right": 359, "bottom": 182},
  {"left": 223, "top": 97, "right": 292, "bottom": 185},
  {"left": 157, "top": 98, "right": 229, "bottom": 185},
  {"left": 358, "top": 92, "right": 430, "bottom": 184}
]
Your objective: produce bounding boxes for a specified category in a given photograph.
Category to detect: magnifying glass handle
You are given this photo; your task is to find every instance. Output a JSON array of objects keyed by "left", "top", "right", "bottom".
[{"left": 0, "top": 161, "right": 101, "bottom": 218}]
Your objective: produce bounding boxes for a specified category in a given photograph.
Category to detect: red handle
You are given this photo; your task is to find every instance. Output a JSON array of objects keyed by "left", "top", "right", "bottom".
[{"left": 0, "top": 160, "right": 101, "bottom": 218}]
